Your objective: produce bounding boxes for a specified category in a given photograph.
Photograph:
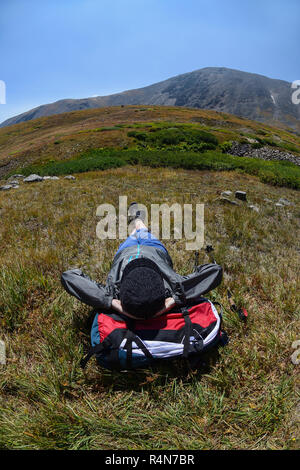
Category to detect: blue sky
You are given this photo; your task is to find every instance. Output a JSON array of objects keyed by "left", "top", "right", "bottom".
[{"left": 0, "top": 0, "right": 299, "bottom": 123}]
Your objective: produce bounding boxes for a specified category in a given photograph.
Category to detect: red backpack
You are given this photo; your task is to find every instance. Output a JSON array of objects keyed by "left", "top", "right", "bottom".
[{"left": 81, "top": 298, "right": 227, "bottom": 370}]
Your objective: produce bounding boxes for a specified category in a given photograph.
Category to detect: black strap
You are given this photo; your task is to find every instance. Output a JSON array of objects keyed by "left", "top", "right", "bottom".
[
  {"left": 80, "top": 342, "right": 108, "bottom": 369},
  {"left": 124, "top": 318, "right": 154, "bottom": 369},
  {"left": 182, "top": 307, "right": 192, "bottom": 358},
  {"left": 173, "top": 281, "right": 186, "bottom": 306},
  {"left": 124, "top": 331, "right": 133, "bottom": 369},
  {"left": 133, "top": 335, "right": 154, "bottom": 361},
  {"left": 124, "top": 330, "right": 154, "bottom": 369},
  {"left": 125, "top": 324, "right": 154, "bottom": 369}
]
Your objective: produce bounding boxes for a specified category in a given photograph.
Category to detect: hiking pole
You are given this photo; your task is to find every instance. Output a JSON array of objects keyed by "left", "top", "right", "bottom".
[
  {"left": 205, "top": 245, "right": 216, "bottom": 264},
  {"left": 203, "top": 246, "right": 248, "bottom": 321},
  {"left": 227, "top": 289, "right": 248, "bottom": 322},
  {"left": 194, "top": 250, "right": 199, "bottom": 272},
  {"left": 194, "top": 245, "right": 215, "bottom": 271}
]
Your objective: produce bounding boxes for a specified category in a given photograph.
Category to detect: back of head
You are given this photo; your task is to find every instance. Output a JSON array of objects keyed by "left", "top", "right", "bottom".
[{"left": 120, "top": 258, "right": 165, "bottom": 319}]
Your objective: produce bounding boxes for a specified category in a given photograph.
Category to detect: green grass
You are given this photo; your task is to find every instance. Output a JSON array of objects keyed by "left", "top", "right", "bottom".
[
  {"left": 15, "top": 148, "right": 300, "bottom": 190},
  {"left": 0, "top": 166, "right": 299, "bottom": 449},
  {"left": 78, "top": 125, "right": 123, "bottom": 133},
  {"left": 279, "top": 142, "right": 300, "bottom": 154}
]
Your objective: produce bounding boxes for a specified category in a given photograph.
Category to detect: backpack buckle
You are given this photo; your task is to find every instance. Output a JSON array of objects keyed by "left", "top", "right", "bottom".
[{"left": 193, "top": 337, "right": 204, "bottom": 353}]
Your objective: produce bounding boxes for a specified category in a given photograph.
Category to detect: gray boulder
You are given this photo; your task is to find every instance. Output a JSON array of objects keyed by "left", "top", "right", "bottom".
[
  {"left": 221, "top": 190, "right": 233, "bottom": 197},
  {"left": 10, "top": 174, "right": 24, "bottom": 179},
  {"left": 278, "top": 198, "right": 292, "bottom": 206},
  {"left": 230, "top": 141, "right": 300, "bottom": 166},
  {"left": 43, "top": 176, "right": 59, "bottom": 180},
  {"left": 24, "top": 174, "right": 43, "bottom": 183},
  {"left": 220, "top": 197, "right": 240, "bottom": 206},
  {"left": 229, "top": 245, "right": 240, "bottom": 252},
  {"left": 64, "top": 175, "right": 76, "bottom": 180},
  {"left": 248, "top": 204, "right": 259, "bottom": 212},
  {"left": 0, "top": 185, "right": 13, "bottom": 191},
  {"left": 235, "top": 190, "right": 247, "bottom": 201}
]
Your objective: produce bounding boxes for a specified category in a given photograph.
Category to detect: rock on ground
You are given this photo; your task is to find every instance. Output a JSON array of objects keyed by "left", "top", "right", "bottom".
[
  {"left": 235, "top": 191, "right": 247, "bottom": 201},
  {"left": 24, "top": 174, "right": 43, "bottom": 183},
  {"left": 278, "top": 198, "right": 292, "bottom": 206},
  {"left": 248, "top": 205, "right": 259, "bottom": 212},
  {"left": 219, "top": 197, "right": 240, "bottom": 206},
  {"left": 10, "top": 174, "right": 24, "bottom": 179},
  {"left": 230, "top": 141, "right": 300, "bottom": 166}
]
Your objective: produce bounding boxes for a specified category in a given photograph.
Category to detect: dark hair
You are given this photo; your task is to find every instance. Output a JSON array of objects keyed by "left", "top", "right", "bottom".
[{"left": 120, "top": 258, "right": 165, "bottom": 319}]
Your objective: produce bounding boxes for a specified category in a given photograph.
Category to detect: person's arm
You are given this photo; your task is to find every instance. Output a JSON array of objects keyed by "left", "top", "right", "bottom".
[
  {"left": 111, "top": 297, "right": 176, "bottom": 319},
  {"left": 61, "top": 269, "right": 112, "bottom": 310},
  {"left": 178, "top": 263, "right": 223, "bottom": 305}
]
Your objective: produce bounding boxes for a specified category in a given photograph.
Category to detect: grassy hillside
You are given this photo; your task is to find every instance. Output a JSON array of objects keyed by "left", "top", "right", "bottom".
[
  {"left": 1, "top": 106, "right": 300, "bottom": 190},
  {"left": 0, "top": 165, "right": 299, "bottom": 450},
  {"left": 0, "top": 105, "right": 300, "bottom": 175}
]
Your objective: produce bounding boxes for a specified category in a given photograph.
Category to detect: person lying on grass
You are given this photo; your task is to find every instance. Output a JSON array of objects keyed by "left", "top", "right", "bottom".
[{"left": 61, "top": 203, "right": 222, "bottom": 320}]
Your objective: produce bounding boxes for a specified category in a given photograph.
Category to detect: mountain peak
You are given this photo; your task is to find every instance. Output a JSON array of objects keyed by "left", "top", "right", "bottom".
[{"left": 1, "top": 67, "right": 299, "bottom": 131}]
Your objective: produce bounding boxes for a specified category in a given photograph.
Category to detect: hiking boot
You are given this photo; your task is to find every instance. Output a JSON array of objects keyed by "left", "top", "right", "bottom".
[{"left": 128, "top": 202, "right": 146, "bottom": 224}]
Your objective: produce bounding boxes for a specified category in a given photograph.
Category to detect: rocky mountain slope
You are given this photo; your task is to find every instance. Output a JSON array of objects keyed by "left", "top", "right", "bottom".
[{"left": 1, "top": 68, "right": 300, "bottom": 131}]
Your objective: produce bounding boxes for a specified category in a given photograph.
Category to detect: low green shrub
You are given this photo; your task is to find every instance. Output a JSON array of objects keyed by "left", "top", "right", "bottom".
[
  {"left": 220, "top": 141, "right": 232, "bottom": 153},
  {"left": 15, "top": 148, "right": 300, "bottom": 190},
  {"left": 19, "top": 153, "right": 126, "bottom": 176},
  {"left": 251, "top": 142, "right": 263, "bottom": 149},
  {"left": 127, "top": 126, "right": 218, "bottom": 150}
]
